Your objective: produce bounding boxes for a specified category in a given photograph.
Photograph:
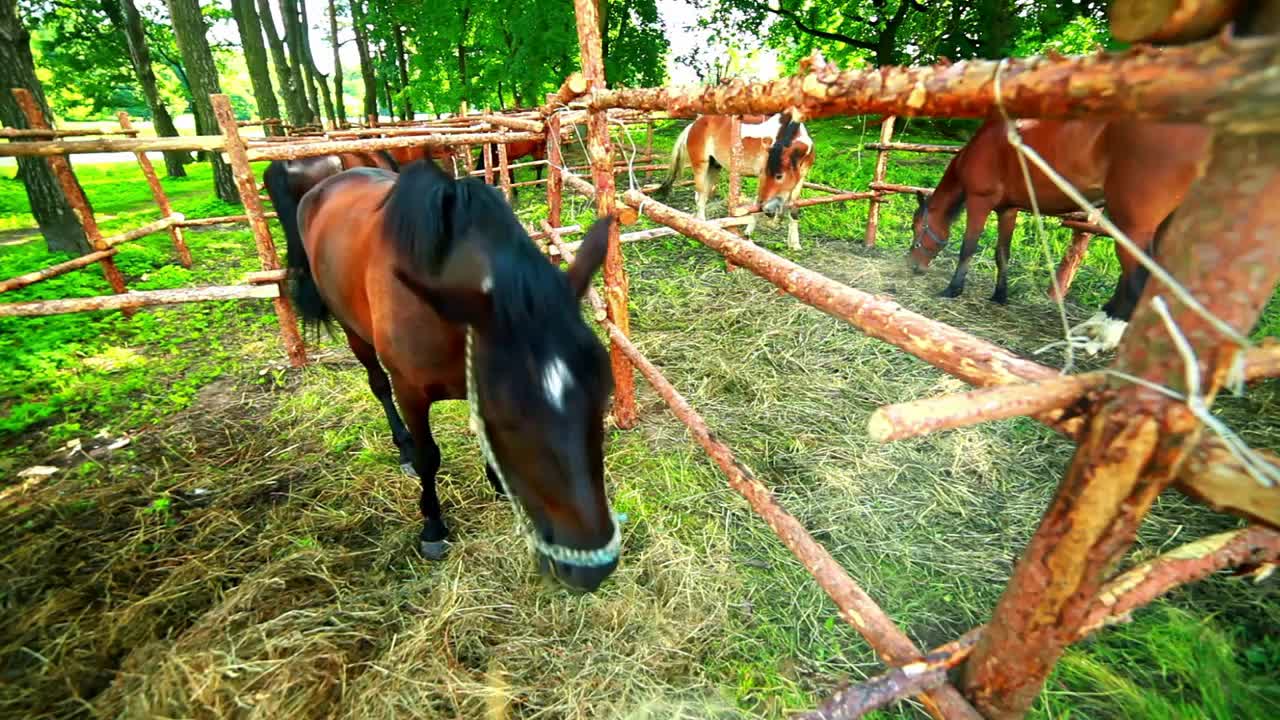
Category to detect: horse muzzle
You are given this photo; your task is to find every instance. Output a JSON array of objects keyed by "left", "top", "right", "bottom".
[
  {"left": 538, "top": 553, "right": 618, "bottom": 593},
  {"left": 762, "top": 197, "right": 785, "bottom": 220}
]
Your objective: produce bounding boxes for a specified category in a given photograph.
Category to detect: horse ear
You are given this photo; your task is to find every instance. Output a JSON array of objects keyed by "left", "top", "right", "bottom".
[
  {"left": 565, "top": 215, "right": 614, "bottom": 300},
  {"left": 393, "top": 267, "right": 492, "bottom": 328}
]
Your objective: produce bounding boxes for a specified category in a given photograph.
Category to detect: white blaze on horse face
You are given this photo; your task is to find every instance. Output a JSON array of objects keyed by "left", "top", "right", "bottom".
[
  {"left": 480, "top": 275, "right": 494, "bottom": 293},
  {"left": 542, "top": 355, "right": 574, "bottom": 412}
]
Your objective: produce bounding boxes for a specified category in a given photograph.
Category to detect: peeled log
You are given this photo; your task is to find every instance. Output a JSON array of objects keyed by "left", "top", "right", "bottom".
[
  {"left": 0, "top": 134, "right": 227, "bottom": 157},
  {"left": 1111, "top": 0, "right": 1244, "bottom": 44},
  {"left": 622, "top": 190, "right": 1059, "bottom": 389},
  {"left": 0, "top": 283, "right": 278, "bottom": 317},
  {"left": 587, "top": 40, "right": 1280, "bottom": 132},
  {"left": 243, "top": 131, "right": 544, "bottom": 161}
]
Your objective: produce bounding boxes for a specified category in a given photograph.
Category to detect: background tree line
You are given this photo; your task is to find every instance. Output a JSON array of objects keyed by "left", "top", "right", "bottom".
[{"left": 4, "top": 0, "right": 1114, "bottom": 256}]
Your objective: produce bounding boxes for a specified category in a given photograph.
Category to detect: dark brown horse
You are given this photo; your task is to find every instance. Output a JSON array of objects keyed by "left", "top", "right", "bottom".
[
  {"left": 264, "top": 146, "right": 464, "bottom": 260},
  {"left": 290, "top": 159, "right": 620, "bottom": 592},
  {"left": 908, "top": 116, "right": 1209, "bottom": 352}
]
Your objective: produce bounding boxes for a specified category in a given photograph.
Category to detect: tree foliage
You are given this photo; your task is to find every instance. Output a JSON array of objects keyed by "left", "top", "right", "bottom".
[
  {"left": 689, "top": 0, "right": 1112, "bottom": 75},
  {"left": 374, "top": 0, "right": 667, "bottom": 114}
]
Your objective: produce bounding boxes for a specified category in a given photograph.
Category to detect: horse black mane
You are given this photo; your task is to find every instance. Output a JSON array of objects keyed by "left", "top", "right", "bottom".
[
  {"left": 381, "top": 160, "right": 608, "bottom": 395},
  {"left": 377, "top": 149, "right": 400, "bottom": 171},
  {"left": 766, "top": 116, "right": 805, "bottom": 176}
]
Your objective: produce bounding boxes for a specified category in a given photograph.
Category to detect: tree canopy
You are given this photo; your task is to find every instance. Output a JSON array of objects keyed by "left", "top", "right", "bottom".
[{"left": 17, "top": 0, "right": 1117, "bottom": 123}]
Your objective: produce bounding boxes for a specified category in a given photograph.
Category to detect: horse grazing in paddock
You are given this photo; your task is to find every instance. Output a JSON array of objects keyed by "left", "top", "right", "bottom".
[
  {"left": 656, "top": 113, "right": 815, "bottom": 249},
  {"left": 476, "top": 139, "right": 547, "bottom": 201},
  {"left": 907, "top": 117, "right": 1209, "bottom": 353},
  {"left": 290, "top": 159, "right": 620, "bottom": 592}
]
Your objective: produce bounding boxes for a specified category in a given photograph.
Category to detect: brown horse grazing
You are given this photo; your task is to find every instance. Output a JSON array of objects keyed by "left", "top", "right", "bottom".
[
  {"left": 656, "top": 113, "right": 816, "bottom": 249},
  {"left": 290, "top": 159, "right": 621, "bottom": 592},
  {"left": 908, "top": 117, "right": 1209, "bottom": 353},
  {"left": 477, "top": 139, "right": 547, "bottom": 201}
]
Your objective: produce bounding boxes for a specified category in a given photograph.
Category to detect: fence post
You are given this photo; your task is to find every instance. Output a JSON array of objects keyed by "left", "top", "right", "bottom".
[
  {"left": 497, "top": 131, "right": 513, "bottom": 203},
  {"left": 12, "top": 89, "right": 130, "bottom": 307},
  {"left": 482, "top": 141, "right": 495, "bottom": 185},
  {"left": 725, "top": 115, "right": 745, "bottom": 272},
  {"left": 645, "top": 117, "right": 655, "bottom": 181},
  {"left": 865, "top": 115, "right": 895, "bottom": 248},
  {"left": 545, "top": 102, "right": 564, "bottom": 228},
  {"left": 210, "top": 94, "right": 307, "bottom": 367},
  {"left": 573, "top": 0, "right": 637, "bottom": 429},
  {"left": 116, "top": 112, "right": 192, "bottom": 268}
]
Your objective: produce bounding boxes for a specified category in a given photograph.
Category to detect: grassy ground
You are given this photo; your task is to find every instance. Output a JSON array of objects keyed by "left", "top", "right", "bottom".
[{"left": 1, "top": 119, "right": 1277, "bottom": 720}]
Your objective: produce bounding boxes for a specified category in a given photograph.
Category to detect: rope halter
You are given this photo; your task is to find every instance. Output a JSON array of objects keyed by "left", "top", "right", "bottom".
[{"left": 465, "top": 329, "right": 622, "bottom": 568}]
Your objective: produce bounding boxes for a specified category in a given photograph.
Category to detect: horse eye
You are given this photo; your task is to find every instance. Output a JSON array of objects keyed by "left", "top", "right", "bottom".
[{"left": 774, "top": 174, "right": 784, "bottom": 181}]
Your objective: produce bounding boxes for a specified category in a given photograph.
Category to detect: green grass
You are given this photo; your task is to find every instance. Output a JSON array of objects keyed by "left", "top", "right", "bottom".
[{"left": 1, "top": 122, "right": 1277, "bottom": 720}]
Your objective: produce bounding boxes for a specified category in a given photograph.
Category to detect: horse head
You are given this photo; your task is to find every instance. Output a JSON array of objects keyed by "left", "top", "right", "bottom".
[
  {"left": 759, "top": 113, "right": 814, "bottom": 220},
  {"left": 390, "top": 165, "right": 619, "bottom": 591},
  {"left": 908, "top": 190, "right": 951, "bottom": 273}
]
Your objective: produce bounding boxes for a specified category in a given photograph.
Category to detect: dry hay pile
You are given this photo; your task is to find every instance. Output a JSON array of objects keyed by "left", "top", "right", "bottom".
[{"left": 2, "top": 201, "right": 1276, "bottom": 719}]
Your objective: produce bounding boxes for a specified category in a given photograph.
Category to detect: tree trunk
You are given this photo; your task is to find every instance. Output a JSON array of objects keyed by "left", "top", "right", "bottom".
[
  {"left": 297, "top": 0, "right": 336, "bottom": 128},
  {"left": 392, "top": 22, "right": 412, "bottom": 119},
  {"left": 257, "top": 0, "right": 310, "bottom": 125},
  {"left": 109, "top": 0, "right": 191, "bottom": 173},
  {"left": 275, "top": 0, "right": 317, "bottom": 124},
  {"left": 0, "top": 0, "right": 91, "bottom": 254},
  {"left": 328, "top": 0, "right": 345, "bottom": 126},
  {"left": 377, "top": 43, "right": 396, "bottom": 119},
  {"left": 164, "top": 0, "right": 239, "bottom": 203},
  {"left": 229, "top": 0, "right": 283, "bottom": 135},
  {"left": 456, "top": 5, "right": 470, "bottom": 106},
  {"left": 350, "top": 0, "right": 377, "bottom": 121}
]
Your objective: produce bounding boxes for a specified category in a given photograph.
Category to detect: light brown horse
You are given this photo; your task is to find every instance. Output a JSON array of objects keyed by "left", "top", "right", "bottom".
[
  {"left": 291, "top": 159, "right": 621, "bottom": 592},
  {"left": 657, "top": 113, "right": 816, "bottom": 249},
  {"left": 909, "top": 117, "right": 1210, "bottom": 353}
]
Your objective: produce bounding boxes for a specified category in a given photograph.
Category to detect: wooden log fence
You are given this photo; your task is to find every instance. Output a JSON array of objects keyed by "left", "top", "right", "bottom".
[
  {"left": 116, "top": 112, "right": 192, "bottom": 267},
  {"left": 11, "top": 89, "right": 129, "bottom": 306}
]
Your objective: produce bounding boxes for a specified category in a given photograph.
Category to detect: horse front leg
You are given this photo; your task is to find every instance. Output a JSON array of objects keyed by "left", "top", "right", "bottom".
[
  {"left": 990, "top": 208, "right": 1018, "bottom": 304},
  {"left": 392, "top": 376, "right": 448, "bottom": 559},
  {"left": 941, "top": 206, "right": 990, "bottom": 298}
]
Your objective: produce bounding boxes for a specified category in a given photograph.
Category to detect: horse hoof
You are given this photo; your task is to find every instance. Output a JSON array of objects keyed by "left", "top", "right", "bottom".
[
  {"left": 401, "top": 462, "right": 419, "bottom": 479},
  {"left": 419, "top": 539, "right": 450, "bottom": 560},
  {"left": 940, "top": 288, "right": 961, "bottom": 299},
  {"left": 990, "top": 292, "right": 1008, "bottom": 305}
]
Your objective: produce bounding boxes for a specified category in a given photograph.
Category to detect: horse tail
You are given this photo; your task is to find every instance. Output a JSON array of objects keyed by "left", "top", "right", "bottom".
[
  {"left": 265, "top": 161, "right": 331, "bottom": 331},
  {"left": 655, "top": 122, "right": 693, "bottom": 198}
]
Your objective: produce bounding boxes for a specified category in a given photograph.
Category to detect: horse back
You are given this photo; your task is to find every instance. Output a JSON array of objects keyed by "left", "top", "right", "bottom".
[{"left": 296, "top": 167, "right": 464, "bottom": 389}]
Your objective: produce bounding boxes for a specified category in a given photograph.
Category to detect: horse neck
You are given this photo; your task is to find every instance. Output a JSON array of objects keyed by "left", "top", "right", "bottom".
[{"left": 930, "top": 158, "right": 967, "bottom": 229}]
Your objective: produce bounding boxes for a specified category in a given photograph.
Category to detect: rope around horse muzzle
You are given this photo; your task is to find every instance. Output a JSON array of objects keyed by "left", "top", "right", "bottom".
[
  {"left": 912, "top": 221, "right": 949, "bottom": 258},
  {"left": 465, "top": 330, "right": 622, "bottom": 569}
]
